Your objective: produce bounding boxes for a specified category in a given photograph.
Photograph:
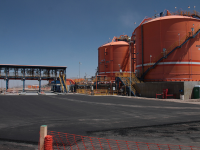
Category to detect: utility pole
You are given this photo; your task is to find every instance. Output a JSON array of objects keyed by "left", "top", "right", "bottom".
[{"left": 79, "top": 62, "right": 82, "bottom": 79}]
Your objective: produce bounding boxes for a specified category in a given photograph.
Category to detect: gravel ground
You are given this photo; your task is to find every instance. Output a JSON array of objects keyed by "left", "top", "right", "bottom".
[
  {"left": 1, "top": 121, "right": 200, "bottom": 150},
  {"left": 0, "top": 141, "right": 37, "bottom": 150},
  {"left": 87, "top": 121, "right": 200, "bottom": 148}
]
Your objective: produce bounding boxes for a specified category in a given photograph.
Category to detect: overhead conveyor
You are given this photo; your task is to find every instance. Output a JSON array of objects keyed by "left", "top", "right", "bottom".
[{"left": 0, "top": 64, "right": 67, "bottom": 92}]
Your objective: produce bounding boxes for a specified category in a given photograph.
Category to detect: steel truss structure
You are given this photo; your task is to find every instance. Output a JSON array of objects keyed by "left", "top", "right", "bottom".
[{"left": 0, "top": 64, "right": 67, "bottom": 92}]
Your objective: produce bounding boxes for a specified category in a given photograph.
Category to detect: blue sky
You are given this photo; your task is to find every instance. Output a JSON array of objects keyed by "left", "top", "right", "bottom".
[{"left": 0, "top": 0, "right": 199, "bottom": 87}]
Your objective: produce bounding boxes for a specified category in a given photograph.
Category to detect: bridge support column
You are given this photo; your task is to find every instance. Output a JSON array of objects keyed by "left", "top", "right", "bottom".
[
  {"left": 39, "top": 78, "right": 41, "bottom": 92},
  {"left": 23, "top": 79, "right": 25, "bottom": 92},
  {"left": 6, "top": 78, "right": 9, "bottom": 92}
]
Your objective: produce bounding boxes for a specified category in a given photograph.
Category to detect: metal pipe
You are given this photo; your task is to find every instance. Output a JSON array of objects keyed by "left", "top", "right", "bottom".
[
  {"left": 129, "top": 43, "right": 131, "bottom": 97},
  {"left": 141, "top": 25, "right": 144, "bottom": 76},
  {"left": 96, "top": 75, "right": 97, "bottom": 91}
]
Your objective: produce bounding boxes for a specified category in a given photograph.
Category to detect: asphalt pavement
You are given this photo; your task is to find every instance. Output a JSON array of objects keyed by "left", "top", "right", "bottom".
[{"left": 0, "top": 94, "right": 200, "bottom": 144}]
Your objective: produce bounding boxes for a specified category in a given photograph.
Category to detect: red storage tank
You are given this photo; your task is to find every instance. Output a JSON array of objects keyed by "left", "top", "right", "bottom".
[
  {"left": 135, "top": 15, "right": 200, "bottom": 81},
  {"left": 98, "top": 41, "right": 130, "bottom": 79}
]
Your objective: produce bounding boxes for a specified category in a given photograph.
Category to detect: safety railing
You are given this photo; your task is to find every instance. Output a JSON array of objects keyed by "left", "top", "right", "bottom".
[
  {"left": 40, "top": 130, "right": 200, "bottom": 150},
  {"left": 62, "top": 74, "right": 68, "bottom": 92},
  {"left": 141, "top": 10, "right": 200, "bottom": 25},
  {"left": 151, "top": 26, "right": 196, "bottom": 65},
  {"left": 115, "top": 72, "right": 133, "bottom": 78},
  {"left": 115, "top": 72, "right": 141, "bottom": 96},
  {"left": 76, "top": 89, "right": 91, "bottom": 95},
  {"left": 171, "top": 10, "right": 200, "bottom": 17},
  {"left": 59, "top": 74, "right": 64, "bottom": 93},
  {"left": 76, "top": 89, "right": 117, "bottom": 96},
  {"left": 131, "top": 73, "right": 141, "bottom": 83},
  {"left": 142, "top": 24, "right": 200, "bottom": 79}
]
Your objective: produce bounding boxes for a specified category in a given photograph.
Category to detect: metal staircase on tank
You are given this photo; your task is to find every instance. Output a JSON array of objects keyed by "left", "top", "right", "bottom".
[
  {"left": 59, "top": 74, "right": 68, "bottom": 93},
  {"left": 116, "top": 73, "right": 141, "bottom": 96},
  {"left": 141, "top": 26, "right": 200, "bottom": 80},
  {"left": 130, "top": 73, "right": 142, "bottom": 95}
]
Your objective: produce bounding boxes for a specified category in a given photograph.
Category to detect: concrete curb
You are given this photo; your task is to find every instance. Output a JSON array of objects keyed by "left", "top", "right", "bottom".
[
  {"left": 73, "top": 93, "right": 200, "bottom": 104},
  {"left": 19, "top": 92, "right": 26, "bottom": 95}
]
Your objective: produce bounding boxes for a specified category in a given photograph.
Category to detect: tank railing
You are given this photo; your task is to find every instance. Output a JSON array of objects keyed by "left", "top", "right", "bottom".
[
  {"left": 144, "top": 25, "right": 200, "bottom": 66},
  {"left": 150, "top": 24, "right": 200, "bottom": 66},
  {"left": 170, "top": 10, "right": 200, "bottom": 18},
  {"left": 141, "top": 25, "right": 200, "bottom": 80},
  {"left": 150, "top": 34, "right": 187, "bottom": 65},
  {"left": 143, "top": 28, "right": 200, "bottom": 79},
  {"left": 141, "top": 10, "right": 200, "bottom": 25}
]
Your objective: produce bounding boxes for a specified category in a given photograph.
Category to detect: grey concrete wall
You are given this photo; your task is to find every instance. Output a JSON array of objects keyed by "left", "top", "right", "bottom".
[
  {"left": 184, "top": 81, "right": 200, "bottom": 99},
  {"left": 136, "top": 81, "right": 200, "bottom": 99},
  {"left": 136, "top": 82, "right": 184, "bottom": 99}
]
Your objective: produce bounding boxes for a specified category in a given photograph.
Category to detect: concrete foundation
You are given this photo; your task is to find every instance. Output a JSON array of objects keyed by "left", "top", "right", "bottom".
[{"left": 136, "top": 81, "right": 200, "bottom": 100}]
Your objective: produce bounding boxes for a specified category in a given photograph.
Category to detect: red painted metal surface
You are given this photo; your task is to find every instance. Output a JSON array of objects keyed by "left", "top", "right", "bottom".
[
  {"left": 135, "top": 15, "right": 200, "bottom": 81},
  {"left": 98, "top": 41, "right": 130, "bottom": 79}
]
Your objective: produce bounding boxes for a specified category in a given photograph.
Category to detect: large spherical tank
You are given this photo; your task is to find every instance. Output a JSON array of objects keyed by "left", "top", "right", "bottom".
[
  {"left": 98, "top": 41, "right": 130, "bottom": 79},
  {"left": 135, "top": 15, "right": 200, "bottom": 81}
]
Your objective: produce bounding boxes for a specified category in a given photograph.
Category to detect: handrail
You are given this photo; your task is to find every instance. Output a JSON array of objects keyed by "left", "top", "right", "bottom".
[
  {"left": 150, "top": 24, "right": 200, "bottom": 66},
  {"left": 141, "top": 27, "right": 200, "bottom": 80},
  {"left": 115, "top": 72, "right": 139, "bottom": 96},
  {"left": 59, "top": 74, "right": 64, "bottom": 93},
  {"left": 62, "top": 74, "right": 68, "bottom": 92}
]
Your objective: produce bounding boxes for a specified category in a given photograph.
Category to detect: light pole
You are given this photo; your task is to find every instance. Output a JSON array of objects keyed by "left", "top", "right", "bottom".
[
  {"left": 79, "top": 62, "right": 82, "bottom": 79},
  {"left": 85, "top": 73, "right": 87, "bottom": 93}
]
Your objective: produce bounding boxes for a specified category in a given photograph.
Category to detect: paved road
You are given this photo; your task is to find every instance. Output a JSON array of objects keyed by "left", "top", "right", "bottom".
[{"left": 0, "top": 94, "right": 200, "bottom": 143}]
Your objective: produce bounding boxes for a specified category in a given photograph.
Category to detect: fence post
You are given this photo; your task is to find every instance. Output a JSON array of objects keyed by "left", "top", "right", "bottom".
[{"left": 40, "top": 125, "right": 47, "bottom": 150}]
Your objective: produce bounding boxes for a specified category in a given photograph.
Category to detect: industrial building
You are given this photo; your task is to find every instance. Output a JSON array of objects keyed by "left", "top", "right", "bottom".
[
  {"left": 48, "top": 9, "right": 200, "bottom": 99},
  {"left": 95, "top": 10, "right": 200, "bottom": 99}
]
